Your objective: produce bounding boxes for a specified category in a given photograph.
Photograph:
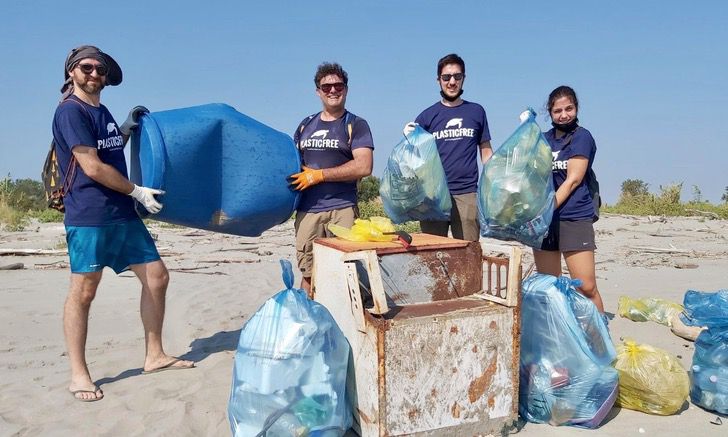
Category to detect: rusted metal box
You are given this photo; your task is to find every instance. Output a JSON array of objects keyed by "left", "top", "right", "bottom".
[{"left": 312, "top": 234, "right": 522, "bottom": 436}]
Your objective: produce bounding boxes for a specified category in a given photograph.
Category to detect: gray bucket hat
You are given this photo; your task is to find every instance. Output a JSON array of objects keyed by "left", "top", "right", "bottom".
[{"left": 61, "top": 45, "right": 122, "bottom": 94}]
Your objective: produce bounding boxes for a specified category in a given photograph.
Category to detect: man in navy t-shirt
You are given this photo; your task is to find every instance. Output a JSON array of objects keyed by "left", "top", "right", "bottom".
[
  {"left": 52, "top": 45, "right": 193, "bottom": 402},
  {"left": 289, "top": 62, "right": 374, "bottom": 294},
  {"left": 404, "top": 53, "right": 492, "bottom": 241}
]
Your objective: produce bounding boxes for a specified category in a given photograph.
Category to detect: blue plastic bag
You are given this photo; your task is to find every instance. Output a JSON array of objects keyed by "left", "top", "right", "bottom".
[
  {"left": 379, "top": 126, "right": 451, "bottom": 223},
  {"left": 690, "top": 328, "right": 728, "bottom": 414},
  {"left": 228, "top": 260, "right": 352, "bottom": 436},
  {"left": 679, "top": 289, "right": 728, "bottom": 328},
  {"left": 478, "top": 109, "right": 555, "bottom": 247},
  {"left": 519, "top": 273, "right": 618, "bottom": 428}
]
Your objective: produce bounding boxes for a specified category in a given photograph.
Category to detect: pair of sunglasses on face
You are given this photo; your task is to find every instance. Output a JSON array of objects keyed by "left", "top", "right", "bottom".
[
  {"left": 77, "top": 63, "right": 108, "bottom": 76},
  {"left": 440, "top": 73, "right": 464, "bottom": 82},
  {"left": 318, "top": 82, "right": 346, "bottom": 93}
]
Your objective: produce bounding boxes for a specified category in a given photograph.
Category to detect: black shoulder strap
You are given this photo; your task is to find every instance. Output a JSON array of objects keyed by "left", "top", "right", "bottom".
[
  {"left": 296, "top": 112, "right": 319, "bottom": 150},
  {"left": 298, "top": 112, "right": 319, "bottom": 135},
  {"left": 297, "top": 111, "right": 354, "bottom": 146},
  {"left": 53, "top": 97, "right": 94, "bottom": 193},
  {"left": 61, "top": 97, "right": 92, "bottom": 118}
]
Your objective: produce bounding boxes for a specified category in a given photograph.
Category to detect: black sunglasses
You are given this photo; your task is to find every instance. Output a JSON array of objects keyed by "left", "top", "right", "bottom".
[
  {"left": 319, "top": 82, "right": 346, "bottom": 93},
  {"left": 440, "top": 73, "right": 464, "bottom": 82},
  {"left": 77, "top": 63, "right": 108, "bottom": 76}
]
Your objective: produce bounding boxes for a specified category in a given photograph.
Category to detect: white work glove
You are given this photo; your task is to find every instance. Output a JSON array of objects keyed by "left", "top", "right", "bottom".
[
  {"left": 519, "top": 108, "right": 536, "bottom": 124},
  {"left": 403, "top": 122, "right": 418, "bottom": 136},
  {"left": 129, "top": 184, "right": 164, "bottom": 214}
]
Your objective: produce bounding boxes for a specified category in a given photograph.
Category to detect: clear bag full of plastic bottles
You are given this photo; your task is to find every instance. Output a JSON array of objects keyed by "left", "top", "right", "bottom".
[
  {"left": 477, "top": 109, "right": 555, "bottom": 247},
  {"left": 228, "top": 260, "right": 352, "bottom": 436},
  {"left": 519, "top": 273, "right": 618, "bottom": 428},
  {"left": 380, "top": 125, "right": 451, "bottom": 223}
]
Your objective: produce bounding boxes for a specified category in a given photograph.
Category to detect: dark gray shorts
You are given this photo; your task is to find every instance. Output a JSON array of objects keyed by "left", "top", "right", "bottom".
[{"left": 540, "top": 219, "right": 596, "bottom": 252}]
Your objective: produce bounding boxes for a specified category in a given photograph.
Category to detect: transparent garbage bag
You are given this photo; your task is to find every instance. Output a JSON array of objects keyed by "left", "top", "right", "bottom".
[
  {"left": 380, "top": 126, "right": 451, "bottom": 223},
  {"left": 679, "top": 289, "right": 728, "bottom": 329},
  {"left": 618, "top": 296, "right": 684, "bottom": 326},
  {"left": 614, "top": 339, "right": 689, "bottom": 415},
  {"left": 690, "top": 328, "right": 728, "bottom": 414},
  {"left": 478, "top": 109, "right": 555, "bottom": 247},
  {"left": 228, "top": 260, "right": 352, "bottom": 437},
  {"left": 519, "top": 273, "right": 617, "bottom": 428}
]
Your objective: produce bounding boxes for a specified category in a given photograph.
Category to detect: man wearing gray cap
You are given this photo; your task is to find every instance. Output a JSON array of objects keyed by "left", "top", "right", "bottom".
[{"left": 52, "top": 45, "right": 194, "bottom": 402}]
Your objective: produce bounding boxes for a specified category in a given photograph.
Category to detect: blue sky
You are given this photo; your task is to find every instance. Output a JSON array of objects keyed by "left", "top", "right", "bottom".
[{"left": 1, "top": 1, "right": 726, "bottom": 203}]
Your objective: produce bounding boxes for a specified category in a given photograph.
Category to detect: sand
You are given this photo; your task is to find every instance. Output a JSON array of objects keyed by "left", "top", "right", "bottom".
[{"left": 0, "top": 214, "right": 726, "bottom": 436}]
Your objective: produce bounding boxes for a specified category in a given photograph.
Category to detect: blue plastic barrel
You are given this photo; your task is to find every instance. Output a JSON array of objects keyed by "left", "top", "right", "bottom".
[{"left": 129, "top": 104, "right": 300, "bottom": 236}]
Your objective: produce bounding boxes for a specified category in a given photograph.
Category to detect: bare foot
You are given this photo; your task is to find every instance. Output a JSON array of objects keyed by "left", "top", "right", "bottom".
[
  {"left": 69, "top": 385, "right": 104, "bottom": 402},
  {"left": 143, "top": 356, "right": 195, "bottom": 374}
]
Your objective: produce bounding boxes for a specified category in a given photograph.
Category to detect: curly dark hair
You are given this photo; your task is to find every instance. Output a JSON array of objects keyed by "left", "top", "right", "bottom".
[
  {"left": 437, "top": 53, "right": 465, "bottom": 77},
  {"left": 314, "top": 62, "right": 348, "bottom": 87}
]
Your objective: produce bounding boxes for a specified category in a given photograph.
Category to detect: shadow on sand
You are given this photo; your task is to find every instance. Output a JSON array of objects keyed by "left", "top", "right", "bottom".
[{"left": 95, "top": 329, "right": 241, "bottom": 387}]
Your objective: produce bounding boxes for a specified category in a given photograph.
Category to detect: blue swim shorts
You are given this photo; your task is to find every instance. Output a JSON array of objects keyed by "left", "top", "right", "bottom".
[{"left": 66, "top": 219, "right": 161, "bottom": 274}]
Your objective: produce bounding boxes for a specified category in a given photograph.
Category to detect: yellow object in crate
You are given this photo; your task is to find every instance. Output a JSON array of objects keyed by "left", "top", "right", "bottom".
[
  {"left": 614, "top": 339, "right": 689, "bottom": 415},
  {"left": 328, "top": 216, "right": 395, "bottom": 242}
]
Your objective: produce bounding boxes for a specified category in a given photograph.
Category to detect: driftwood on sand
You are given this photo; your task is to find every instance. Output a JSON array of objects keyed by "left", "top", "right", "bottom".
[
  {"left": 0, "top": 263, "right": 24, "bottom": 270},
  {"left": 0, "top": 248, "right": 181, "bottom": 257},
  {"left": 168, "top": 266, "right": 229, "bottom": 275},
  {"left": 0, "top": 249, "right": 67, "bottom": 256},
  {"left": 626, "top": 245, "right": 692, "bottom": 254},
  {"left": 685, "top": 209, "right": 720, "bottom": 220}
]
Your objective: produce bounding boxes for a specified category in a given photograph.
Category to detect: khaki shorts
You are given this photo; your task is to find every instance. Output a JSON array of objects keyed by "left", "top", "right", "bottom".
[
  {"left": 420, "top": 192, "right": 480, "bottom": 241},
  {"left": 294, "top": 207, "right": 357, "bottom": 278}
]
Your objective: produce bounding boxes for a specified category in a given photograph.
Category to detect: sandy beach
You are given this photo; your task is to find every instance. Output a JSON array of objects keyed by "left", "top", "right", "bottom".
[{"left": 1, "top": 214, "right": 726, "bottom": 436}]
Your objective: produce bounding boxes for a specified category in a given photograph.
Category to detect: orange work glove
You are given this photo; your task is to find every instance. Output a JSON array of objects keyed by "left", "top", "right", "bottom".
[{"left": 289, "top": 166, "right": 325, "bottom": 191}]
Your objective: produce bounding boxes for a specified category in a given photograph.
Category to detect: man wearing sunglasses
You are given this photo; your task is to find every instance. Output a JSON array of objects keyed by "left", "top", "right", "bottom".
[
  {"left": 52, "top": 45, "right": 194, "bottom": 402},
  {"left": 403, "top": 53, "right": 492, "bottom": 242},
  {"left": 289, "top": 62, "right": 374, "bottom": 294}
]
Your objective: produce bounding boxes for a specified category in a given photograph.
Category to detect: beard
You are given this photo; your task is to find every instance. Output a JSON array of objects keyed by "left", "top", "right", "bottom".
[{"left": 78, "top": 79, "right": 105, "bottom": 95}]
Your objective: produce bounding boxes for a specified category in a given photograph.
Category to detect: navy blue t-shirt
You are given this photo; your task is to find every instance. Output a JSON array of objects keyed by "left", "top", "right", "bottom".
[
  {"left": 52, "top": 96, "right": 137, "bottom": 226},
  {"left": 415, "top": 100, "right": 491, "bottom": 194},
  {"left": 293, "top": 111, "right": 374, "bottom": 213},
  {"left": 544, "top": 126, "right": 597, "bottom": 221}
]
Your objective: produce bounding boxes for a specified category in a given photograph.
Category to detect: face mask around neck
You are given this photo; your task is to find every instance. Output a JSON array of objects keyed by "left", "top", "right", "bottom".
[
  {"left": 440, "top": 89, "right": 463, "bottom": 102},
  {"left": 552, "top": 117, "right": 579, "bottom": 132}
]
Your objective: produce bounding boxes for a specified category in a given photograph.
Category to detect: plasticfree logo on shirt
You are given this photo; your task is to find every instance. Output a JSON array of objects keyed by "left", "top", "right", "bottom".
[
  {"left": 432, "top": 117, "right": 475, "bottom": 141},
  {"left": 97, "top": 122, "right": 124, "bottom": 151},
  {"left": 106, "top": 122, "right": 119, "bottom": 136},
  {"left": 299, "top": 129, "right": 341, "bottom": 150},
  {"left": 552, "top": 150, "right": 568, "bottom": 170}
]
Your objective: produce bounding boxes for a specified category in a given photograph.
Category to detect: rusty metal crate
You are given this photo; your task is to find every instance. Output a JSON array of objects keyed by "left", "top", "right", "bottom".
[{"left": 312, "top": 234, "right": 522, "bottom": 436}]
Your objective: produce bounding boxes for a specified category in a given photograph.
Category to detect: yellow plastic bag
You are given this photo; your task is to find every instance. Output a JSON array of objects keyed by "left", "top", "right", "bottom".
[
  {"left": 618, "top": 296, "right": 684, "bottom": 326},
  {"left": 614, "top": 339, "right": 689, "bottom": 415},
  {"left": 328, "top": 217, "right": 395, "bottom": 243}
]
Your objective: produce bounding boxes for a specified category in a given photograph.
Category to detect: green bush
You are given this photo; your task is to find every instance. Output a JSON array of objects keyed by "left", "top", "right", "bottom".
[
  {"left": 357, "top": 199, "right": 421, "bottom": 233},
  {"left": 357, "top": 175, "right": 381, "bottom": 202},
  {"left": 604, "top": 181, "right": 728, "bottom": 219},
  {"left": 31, "top": 208, "right": 65, "bottom": 223},
  {"left": 0, "top": 177, "right": 47, "bottom": 211},
  {"left": 0, "top": 203, "right": 27, "bottom": 231}
]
